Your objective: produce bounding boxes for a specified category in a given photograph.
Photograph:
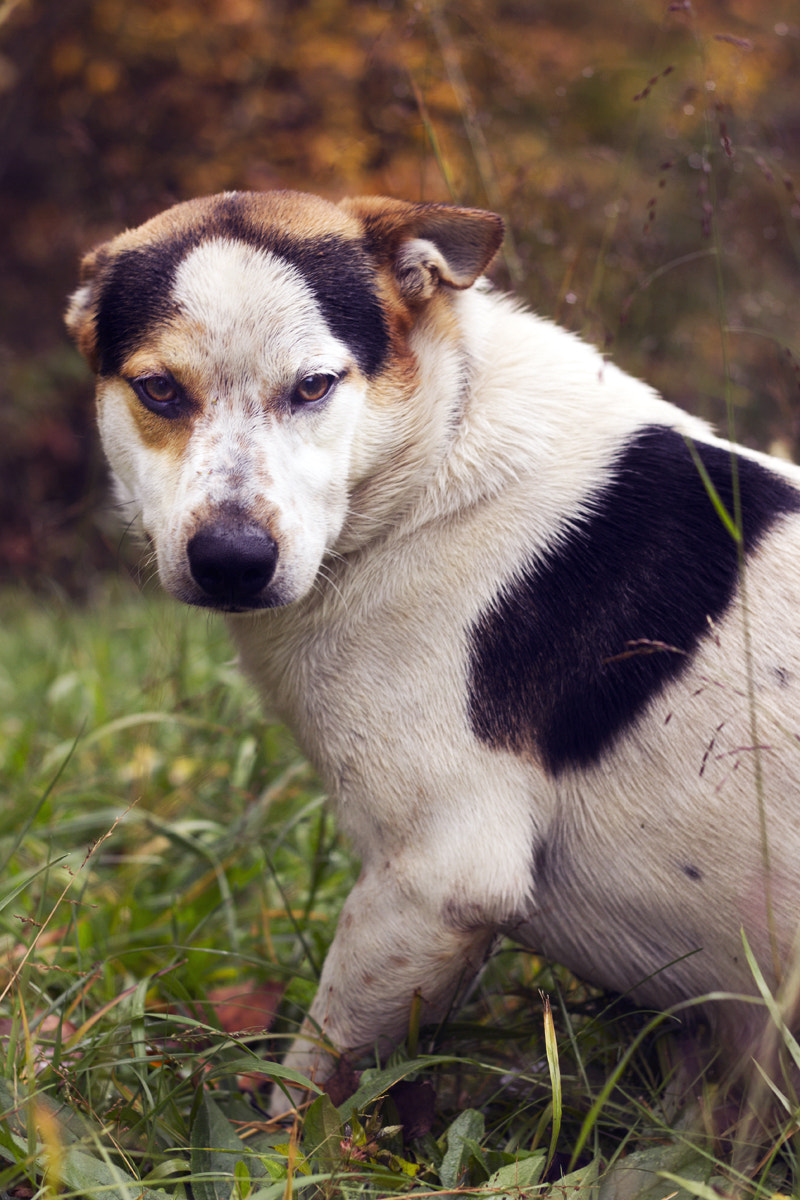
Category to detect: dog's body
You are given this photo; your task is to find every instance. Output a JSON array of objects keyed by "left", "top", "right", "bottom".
[{"left": 67, "top": 190, "right": 800, "bottom": 1104}]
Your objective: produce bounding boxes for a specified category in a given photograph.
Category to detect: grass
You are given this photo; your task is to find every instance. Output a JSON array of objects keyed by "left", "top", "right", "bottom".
[
  {"left": 2, "top": 0, "right": 799, "bottom": 1193},
  {"left": 4, "top": 9, "right": 800, "bottom": 1192},
  {"left": 0, "top": 579, "right": 798, "bottom": 1198}
]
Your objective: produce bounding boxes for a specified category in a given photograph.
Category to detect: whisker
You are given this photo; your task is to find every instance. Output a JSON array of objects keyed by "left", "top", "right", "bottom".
[{"left": 316, "top": 560, "right": 348, "bottom": 609}]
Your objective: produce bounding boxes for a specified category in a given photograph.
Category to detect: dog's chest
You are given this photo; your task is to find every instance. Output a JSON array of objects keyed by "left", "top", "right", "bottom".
[{"left": 227, "top": 555, "right": 479, "bottom": 834}]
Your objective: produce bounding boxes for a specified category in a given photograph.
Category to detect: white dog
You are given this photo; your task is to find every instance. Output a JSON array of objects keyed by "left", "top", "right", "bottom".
[{"left": 67, "top": 190, "right": 800, "bottom": 1110}]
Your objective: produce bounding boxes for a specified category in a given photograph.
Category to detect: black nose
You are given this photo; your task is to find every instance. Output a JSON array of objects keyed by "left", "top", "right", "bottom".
[{"left": 187, "top": 525, "right": 278, "bottom": 607}]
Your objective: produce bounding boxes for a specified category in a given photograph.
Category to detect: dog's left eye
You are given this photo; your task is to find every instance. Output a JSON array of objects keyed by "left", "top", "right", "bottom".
[
  {"left": 131, "top": 374, "right": 184, "bottom": 415},
  {"left": 293, "top": 374, "right": 335, "bottom": 405}
]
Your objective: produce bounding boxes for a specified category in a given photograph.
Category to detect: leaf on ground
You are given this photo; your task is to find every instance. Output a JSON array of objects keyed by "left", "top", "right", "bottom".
[
  {"left": 541, "top": 1156, "right": 599, "bottom": 1197},
  {"left": 597, "top": 1142, "right": 714, "bottom": 1200},
  {"left": 241, "top": 1172, "right": 340, "bottom": 1200},
  {"left": 302, "top": 1091, "right": 343, "bottom": 1171},
  {"left": 439, "top": 1108, "right": 485, "bottom": 1189},
  {"left": 190, "top": 1090, "right": 266, "bottom": 1200},
  {"left": 51, "top": 1147, "right": 172, "bottom": 1200},
  {"left": 335, "top": 1055, "right": 453, "bottom": 1122},
  {"left": 0, "top": 1087, "right": 170, "bottom": 1200},
  {"left": 486, "top": 1150, "right": 547, "bottom": 1195}
]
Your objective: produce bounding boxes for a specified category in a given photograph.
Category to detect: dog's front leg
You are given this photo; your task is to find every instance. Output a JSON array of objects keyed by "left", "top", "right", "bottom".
[{"left": 269, "top": 862, "right": 497, "bottom": 1116}]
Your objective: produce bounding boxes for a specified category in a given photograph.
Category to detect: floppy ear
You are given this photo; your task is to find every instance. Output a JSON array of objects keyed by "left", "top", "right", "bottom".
[
  {"left": 64, "top": 245, "right": 107, "bottom": 372},
  {"left": 340, "top": 196, "right": 504, "bottom": 304}
]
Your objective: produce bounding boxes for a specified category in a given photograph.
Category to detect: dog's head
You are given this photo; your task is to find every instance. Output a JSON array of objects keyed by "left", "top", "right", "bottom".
[{"left": 66, "top": 191, "right": 503, "bottom": 612}]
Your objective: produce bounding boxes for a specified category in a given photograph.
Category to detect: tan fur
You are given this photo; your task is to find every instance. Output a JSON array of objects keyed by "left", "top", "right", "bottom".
[{"left": 67, "top": 190, "right": 800, "bottom": 1121}]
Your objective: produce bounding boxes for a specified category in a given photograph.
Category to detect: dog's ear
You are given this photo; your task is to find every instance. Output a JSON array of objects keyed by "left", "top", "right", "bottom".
[
  {"left": 64, "top": 245, "right": 108, "bottom": 372},
  {"left": 340, "top": 196, "right": 504, "bottom": 304}
]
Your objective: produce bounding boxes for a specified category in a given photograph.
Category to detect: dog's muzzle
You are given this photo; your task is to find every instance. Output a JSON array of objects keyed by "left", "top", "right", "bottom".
[{"left": 187, "top": 523, "right": 278, "bottom": 610}]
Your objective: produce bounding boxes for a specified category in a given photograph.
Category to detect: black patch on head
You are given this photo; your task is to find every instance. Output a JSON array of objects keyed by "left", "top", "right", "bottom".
[
  {"left": 95, "top": 244, "right": 183, "bottom": 377},
  {"left": 468, "top": 425, "right": 800, "bottom": 775},
  {"left": 94, "top": 194, "right": 390, "bottom": 377}
]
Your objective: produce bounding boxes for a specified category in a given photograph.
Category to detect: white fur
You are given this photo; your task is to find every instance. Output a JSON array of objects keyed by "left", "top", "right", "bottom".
[
  {"left": 100, "top": 239, "right": 377, "bottom": 605},
  {"left": 229, "top": 286, "right": 800, "bottom": 1106},
  {"left": 72, "top": 197, "right": 800, "bottom": 1116}
]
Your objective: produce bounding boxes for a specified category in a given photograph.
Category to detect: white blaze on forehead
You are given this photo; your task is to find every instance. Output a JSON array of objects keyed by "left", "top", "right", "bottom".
[
  {"left": 171, "top": 238, "right": 348, "bottom": 385},
  {"left": 151, "top": 236, "right": 371, "bottom": 600}
]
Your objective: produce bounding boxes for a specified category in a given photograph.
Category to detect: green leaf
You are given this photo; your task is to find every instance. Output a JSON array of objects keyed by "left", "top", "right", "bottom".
[
  {"left": 56, "top": 1147, "right": 172, "bottom": 1200},
  {"left": 0, "top": 1081, "right": 171, "bottom": 1199},
  {"left": 260, "top": 1156, "right": 288, "bottom": 1182},
  {"left": 0, "top": 1123, "right": 24, "bottom": 1170},
  {"left": 486, "top": 1151, "right": 547, "bottom": 1195},
  {"left": 0, "top": 858, "right": 69, "bottom": 915},
  {"left": 658, "top": 1174, "right": 730, "bottom": 1200},
  {"left": 0, "top": 1126, "right": 171, "bottom": 1199},
  {"left": 244, "top": 1174, "right": 338, "bottom": 1200},
  {"left": 597, "top": 1143, "right": 714, "bottom": 1200},
  {"left": 335, "top": 1054, "right": 458, "bottom": 1122},
  {"left": 387, "top": 1152, "right": 421, "bottom": 1178},
  {"left": 464, "top": 1136, "right": 490, "bottom": 1181},
  {"left": 190, "top": 1092, "right": 265, "bottom": 1200},
  {"left": 439, "top": 1108, "right": 485, "bottom": 1188},
  {"left": 203, "top": 1053, "right": 323, "bottom": 1094},
  {"left": 542, "top": 1156, "right": 599, "bottom": 1197},
  {"left": 302, "top": 1091, "right": 343, "bottom": 1171},
  {"left": 234, "top": 1157, "right": 252, "bottom": 1199}
]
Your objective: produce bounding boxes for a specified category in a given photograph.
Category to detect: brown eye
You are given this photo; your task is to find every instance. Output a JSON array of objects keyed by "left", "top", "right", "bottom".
[
  {"left": 293, "top": 374, "right": 334, "bottom": 405},
  {"left": 131, "top": 374, "right": 186, "bottom": 417},
  {"left": 140, "top": 376, "right": 178, "bottom": 405}
]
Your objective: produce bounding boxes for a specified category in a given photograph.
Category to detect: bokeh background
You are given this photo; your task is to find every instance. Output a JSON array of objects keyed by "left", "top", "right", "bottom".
[{"left": 2, "top": 0, "right": 799, "bottom": 593}]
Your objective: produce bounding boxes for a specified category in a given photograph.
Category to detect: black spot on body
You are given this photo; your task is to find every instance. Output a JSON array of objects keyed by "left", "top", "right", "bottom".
[
  {"left": 468, "top": 426, "right": 800, "bottom": 775},
  {"left": 682, "top": 864, "right": 703, "bottom": 882},
  {"left": 95, "top": 194, "right": 390, "bottom": 378}
]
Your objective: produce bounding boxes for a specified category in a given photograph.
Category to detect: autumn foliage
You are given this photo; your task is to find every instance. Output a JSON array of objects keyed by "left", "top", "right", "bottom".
[{"left": 1, "top": 0, "right": 799, "bottom": 588}]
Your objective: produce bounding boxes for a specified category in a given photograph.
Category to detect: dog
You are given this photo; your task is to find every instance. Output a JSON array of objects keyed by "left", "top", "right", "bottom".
[{"left": 66, "top": 190, "right": 800, "bottom": 1113}]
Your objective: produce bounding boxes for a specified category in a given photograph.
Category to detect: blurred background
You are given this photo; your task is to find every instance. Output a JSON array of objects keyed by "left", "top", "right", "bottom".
[{"left": 1, "top": 0, "right": 799, "bottom": 594}]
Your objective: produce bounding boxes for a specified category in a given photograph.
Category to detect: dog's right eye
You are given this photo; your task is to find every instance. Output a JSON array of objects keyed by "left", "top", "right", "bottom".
[
  {"left": 293, "top": 374, "right": 336, "bottom": 405},
  {"left": 131, "top": 375, "right": 184, "bottom": 416}
]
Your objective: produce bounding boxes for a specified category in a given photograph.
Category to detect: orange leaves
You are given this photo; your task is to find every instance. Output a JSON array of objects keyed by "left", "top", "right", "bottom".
[{"left": 3, "top": 0, "right": 800, "bottom": 587}]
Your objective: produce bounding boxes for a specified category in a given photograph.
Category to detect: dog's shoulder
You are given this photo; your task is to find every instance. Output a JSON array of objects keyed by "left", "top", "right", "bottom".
[{"left": 465, "top": 415, "right": 800, "bottom": 775}]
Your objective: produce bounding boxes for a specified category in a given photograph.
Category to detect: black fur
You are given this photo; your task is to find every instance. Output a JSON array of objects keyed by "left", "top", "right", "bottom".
[
  {"left": 95, "top": 245, "right": 181, "bottom": 378},
  {"left": 468, "top": 425, "right": 800, "bottom": 775},
  {"left": 94, "top": 196, "right": 390, "bottom": 379}
]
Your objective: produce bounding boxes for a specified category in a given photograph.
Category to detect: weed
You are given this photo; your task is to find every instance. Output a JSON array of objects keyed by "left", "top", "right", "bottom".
[
  {"left": 3, "top": 3, "right": 800, "bottom": 1195},
  {"left": 1, "top": 583, "right": 798, "bottom": 1196}
]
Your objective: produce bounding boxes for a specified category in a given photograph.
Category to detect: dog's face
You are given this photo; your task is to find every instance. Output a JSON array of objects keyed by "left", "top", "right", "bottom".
[{"left": 66, "top": 191, "right": 503, "bottom": 611}]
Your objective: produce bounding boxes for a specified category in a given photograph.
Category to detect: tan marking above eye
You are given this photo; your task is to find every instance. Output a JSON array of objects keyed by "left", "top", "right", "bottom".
[{"left": 294, "top": 374, "right": 334, "bottom": 404}]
